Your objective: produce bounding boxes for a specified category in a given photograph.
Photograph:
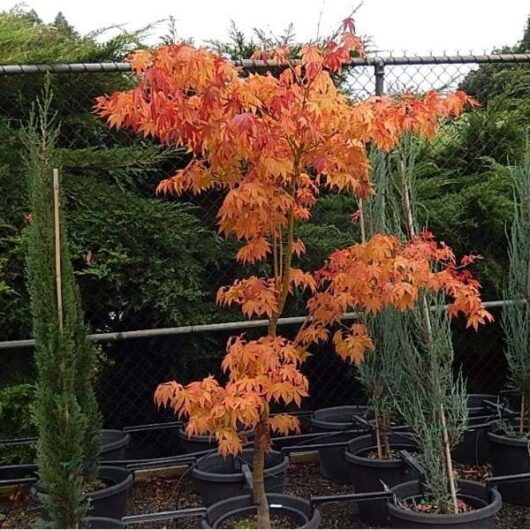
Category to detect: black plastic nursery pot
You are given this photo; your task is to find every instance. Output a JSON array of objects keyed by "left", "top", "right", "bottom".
[
  {"left": 488, "top": 427, "right": 530, "bottom": 505},
  {"left": 200, "top": 493, "right": 321, "bottom": 529},
  {"left": 178, "top": 425, "right": 254, "bottom": 454},
  {"left": 192, "top": 448, "right": 289, "bottom": 507},
  {"left": 34, "top": 465, "right": 133, "bottom": 520},
  {"left": 345, "top": 431, "right": 419, "bottom": 525},
  {"left": 452, "top": 417, "right": 494, "bottom": 466},
  {"left": 388, "top": 479, "right": 502, "bottom": 528},
  {"left": 100, "top": 430, "right": 130, "bottom": 461},
  {"left": 310, "top": 405, "right": 370, "bottom": 482}
]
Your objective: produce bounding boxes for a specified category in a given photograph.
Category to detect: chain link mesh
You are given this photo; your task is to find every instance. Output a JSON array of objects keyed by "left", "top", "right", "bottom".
[{"left": 1, "top": 55, "right": 528, "bottom": 454}]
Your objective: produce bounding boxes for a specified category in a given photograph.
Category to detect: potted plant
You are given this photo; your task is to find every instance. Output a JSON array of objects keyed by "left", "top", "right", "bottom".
[
  {"left": 344, "top": 151, "right": 418, "bottom": 523},
  {"left": 311, "top": 152, "right": 404, "bottom": 485},
  {"left": 24, "top": 89, "right": 132, "bottom": 527},
  {"left": 381, "top": 139, "right": 501, "bottom": 527},
  {"left": 488, "top": 143, "right": 530, "bottom": 505},
  {"left": 96, "top": 21, "right": 488, "bottom": 528}
]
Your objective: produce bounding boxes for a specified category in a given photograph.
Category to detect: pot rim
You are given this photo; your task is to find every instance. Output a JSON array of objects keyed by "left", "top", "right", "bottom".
[
  {"left": 202, "top": 493, "right": 320, "bottom": 529},
  {"left": 311, "top": 405, "right": 370, "bottom": 431},
  {"left": 388, "top": 479, "right": 502, "bottom": 523},
  {"left": 34, "top": 465, "right": 133, "bottom": 501},
  {"left": 100, "top": 430, "right": 131, "bottom": 453},
  {"left": 345, "top": 432, "right": 416, "bottom": 468},
  {"left": 192, "top": 450, "right": 289, "bottom": 483},
  {"left": 487, "top": 426, "right": 530, "bottom": 448},
  {"left": 86, "top": 465, "right": 134, "bottom": 500}
]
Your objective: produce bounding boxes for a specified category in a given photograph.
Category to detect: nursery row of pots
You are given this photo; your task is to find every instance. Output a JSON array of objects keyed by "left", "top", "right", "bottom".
[{"left": 2, "top": 395, "right": 528, "bottom": 529}]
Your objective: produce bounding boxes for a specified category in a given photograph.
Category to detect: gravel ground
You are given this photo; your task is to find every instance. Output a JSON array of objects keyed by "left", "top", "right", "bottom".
[{"left": 1, "top": 462, "right": 530, "bottom": 528}]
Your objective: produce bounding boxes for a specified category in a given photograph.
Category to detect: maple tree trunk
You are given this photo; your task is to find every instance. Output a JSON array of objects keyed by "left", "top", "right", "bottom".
[{"left": 253, "top": 412, "right": 271, "bottom": 528}]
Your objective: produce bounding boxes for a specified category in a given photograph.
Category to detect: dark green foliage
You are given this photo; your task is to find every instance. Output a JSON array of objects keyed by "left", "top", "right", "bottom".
[
  {"left": 65, "top": 170, "right": 226, "bottom": 330},
  {"left": 24, "top": 95, "right": 87, "bottom": 527},
  {"left": 410, "top": 16, "right": 530, "bottom": 301},
  {"left": 0, "top": 384, "right": 36, "bottom": 464}
]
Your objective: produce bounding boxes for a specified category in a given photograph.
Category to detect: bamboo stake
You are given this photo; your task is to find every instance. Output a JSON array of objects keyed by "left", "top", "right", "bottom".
[
  {"left": 440, "top": 403, "right": 458, "bottom": 514},
  {"left": 359, "top": 199, "right": 366, "bottom": 243},
  {"left": 53, "top": 168, "right": 63, "bottom": 333},
  {"left": 520, "top": 392, "right": 525, "bottom": 435}
]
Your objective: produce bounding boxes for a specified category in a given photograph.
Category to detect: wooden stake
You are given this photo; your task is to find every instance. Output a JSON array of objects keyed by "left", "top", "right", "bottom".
[
  {"left": 53, "top": 168, "right": 63, "bottom": 333},
  {"left": 359, "top": 199, "right": 366, "bottom": 243},
  {"left": 440, "top": 403, "right": 458, "bottom": 514},
  {"left": 520, "top": 392, "right": 526, "bottom": 436}
]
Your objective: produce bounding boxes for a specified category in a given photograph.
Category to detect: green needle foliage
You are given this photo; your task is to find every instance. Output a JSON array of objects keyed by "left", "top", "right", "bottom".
[
  {"left": 502, "top": 141, "right": 530, "bottom": 435},
  {"left": 393, "top": 301, "right": 467, "bottom": 512},
  {"left": 24, "top": 86, "right": 101, "bottom": 527},
  {"left": 357, "top": 149, "right": 406, "bottom": 457}
]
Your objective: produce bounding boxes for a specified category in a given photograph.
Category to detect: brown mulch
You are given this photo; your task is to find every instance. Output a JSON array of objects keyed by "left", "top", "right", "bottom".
[{"left": 1, "top": 462, "right": 530, "bottom": 528}]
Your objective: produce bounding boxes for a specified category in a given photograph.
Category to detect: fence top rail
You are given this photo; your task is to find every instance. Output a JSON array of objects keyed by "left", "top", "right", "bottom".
[
  {"left": 1, "top": 53, "right": 530, "bottom": 76},
  {"left": 0, "top": 299, "right": 523, "bottom": 351}
]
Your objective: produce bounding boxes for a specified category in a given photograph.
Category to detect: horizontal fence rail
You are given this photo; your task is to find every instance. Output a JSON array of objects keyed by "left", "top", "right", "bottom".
[
  {"left": 1, "top": 53, "right": 530, "bottom": 76},
  {"left": 0, "top": 299, "right": 523, "bottom": 351}
]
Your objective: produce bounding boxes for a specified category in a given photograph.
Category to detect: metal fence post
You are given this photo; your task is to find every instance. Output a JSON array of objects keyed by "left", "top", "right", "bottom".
[{"left": 374, "top": 59, "right": 385, "bottom": 96}]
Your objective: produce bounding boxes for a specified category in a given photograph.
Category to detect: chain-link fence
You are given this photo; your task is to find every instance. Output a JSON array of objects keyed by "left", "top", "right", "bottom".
[{"left": 1, "top": 54, "right": 529, "bottom": 456}]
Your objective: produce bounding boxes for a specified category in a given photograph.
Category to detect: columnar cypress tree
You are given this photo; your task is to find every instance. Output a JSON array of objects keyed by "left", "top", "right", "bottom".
[
  {"left": 24, "top": 87, "right": 101, "bottom": 527},
  {"left": 502, "top": 142, "right": 530, "bottom": 435}
]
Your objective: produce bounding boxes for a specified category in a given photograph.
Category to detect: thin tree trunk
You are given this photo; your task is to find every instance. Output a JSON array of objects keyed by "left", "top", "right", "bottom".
[
  {"left": 253, "top": 413, "right": 271, "bottom": 528},
  {"left": 381, "top": 410, "right": 392, "bottom": 458},
  {"left": 374, "top": 412, "right": 383, "bottom": 459}
]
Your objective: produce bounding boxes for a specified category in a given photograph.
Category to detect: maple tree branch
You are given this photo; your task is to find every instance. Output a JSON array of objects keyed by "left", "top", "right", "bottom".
[
  {"left": 273, "top": 232, "right": 279, "bottom": 283},
  {"left": 269, "top": 207, "right": 295, "bottom": 336}
]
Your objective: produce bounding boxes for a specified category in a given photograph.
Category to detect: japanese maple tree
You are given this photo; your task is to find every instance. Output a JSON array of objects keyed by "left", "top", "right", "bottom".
[{"left": 96, "top": 19, "right": 491, "bottom": 527}]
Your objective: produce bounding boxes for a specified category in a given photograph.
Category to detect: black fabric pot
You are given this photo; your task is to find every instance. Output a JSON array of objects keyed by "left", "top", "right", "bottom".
[
  {"left": 81, "top": 516, "right": 124, "bottom": 528},
  {"left": 488, "top": 427, "right": 530, "bottom": 505},
  {"left": 310, "top": 405, "right": 370, "bottom": 482},
  {"left": 192, "top": 449, "right": 289, "bottom": 507},
  {"left": 100, "top": 430, "right": 130, "bottom": 461},
  {"left": 178, "top": 426, "right": 254, "bottom": 454},
  {"left": 388, "top": 479, "right": 502, "bottom": 528},
  {"left": 345, "top": 432, "right": 419, "bottom": 525},
  {"left": 200, "top": 493, "right": 321, "bottom": 529},
  {"left": 34, "top": 466, "right": 133, "bottom": 520},
  {"left": 452, "top": 418, "right": 494, "bottom": 466}
]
